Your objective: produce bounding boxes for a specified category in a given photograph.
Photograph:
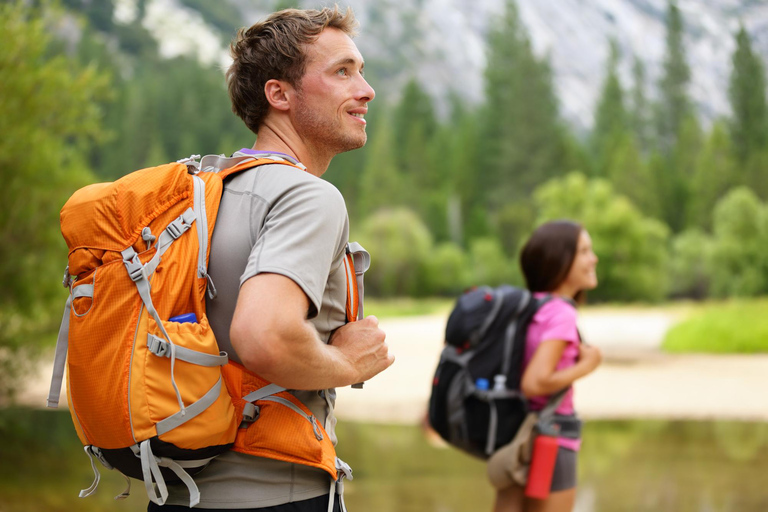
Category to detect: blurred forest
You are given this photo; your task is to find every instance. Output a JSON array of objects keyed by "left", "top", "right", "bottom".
[{"left": 1, "top": 0, "right": 767, "bottom": 396}]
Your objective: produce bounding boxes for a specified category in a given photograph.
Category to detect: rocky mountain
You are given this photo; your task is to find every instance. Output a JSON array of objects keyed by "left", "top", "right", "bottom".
[{"left": 119, "top": 0, "right": 768, "bottom": 131}]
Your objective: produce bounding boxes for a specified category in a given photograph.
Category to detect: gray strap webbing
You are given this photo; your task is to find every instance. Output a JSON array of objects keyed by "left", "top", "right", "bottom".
[
  {"left": 122, "top": 209, "right": 195, "bottom": 416},
  {"left": 539, "top": 388, "right": 568, "bottom": 422},
  {"left": 115, "top": 473, "right": 131, "bottom": 500},
  {"left": 141, "top": 208, "right": 196, "bottom": 279},
  {"left": 242, "top": 383, "right": 286, "bottom": 403},
  {"left": 486, "top": 401, "right": 499, "bottom": 455},
  {"left": 158, "top": 457, "right": 201, "bottom": 508},
  {"left": 156, "top": 376, "right": 224, "bottom": 436},
  {"left": 72, "top": 284, "right": 93, "bottom": 299},
  {"left": 47, "top": 295, "right": 72, "bottom": 408},
  {"left": 347, "top": 242, "right": 370, "bottom": 320},
  {"left": 328, "top": 457, "right": 354, "bottom": 512},
  {"left": 199, "top": 154, "right": 255, "bottom": 173},
  {"left": 122, "top": 249, "right": 183, "bottom": 411},
  {"left": 500, "top": 289, "right": 532, "bottom": 376},
  {"left": 79, "top": 446, "right": 101, "bottom": 498},
  {"left": 192, "top": 175, "right": 209, "bottom": 280},
  {"left": 147, "top": 334, "right": 227, "bottom": 367},
  {"left": 472, "top": 288, "right": 504, "bottom": 345},
  {"left": 140, "top": 440, "right": 169, "bottom": 506},
  {"left": 137, "top": 441, "right": 211, "bottom": 508},
  {"left": 256, "top": 396, "right": 323, "bottom": 441}
]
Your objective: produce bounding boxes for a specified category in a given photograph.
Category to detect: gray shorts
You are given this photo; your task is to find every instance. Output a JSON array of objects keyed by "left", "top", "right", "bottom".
[{"left": 550, "top": 447, "right": 577, "bottom": 492}]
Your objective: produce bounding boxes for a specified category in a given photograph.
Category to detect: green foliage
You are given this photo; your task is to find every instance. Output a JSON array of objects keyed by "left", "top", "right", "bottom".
[
  {"left": 709, "top": 188, "right": 768, "bottom": 297},
  {"left": 424, "top": 243, "right": 472, "bottom": 295},
  {"left": 662, "top": 298, "right": 768, "bottom": 353},
  {"left": 357, "top": 208, "right": 433, "bottom": 297},
  {"left": 89, "top": 55, "right": 253, "bottom": 179},
  {"left": 363, "top": 297, "right": 453, "bottom": 318},
  {"left": 592, "top": 38, "right": 630, "bottom": 177},
  {"left": 0, "top": 2, "right": 108, "bottom": 399},
  {"left": 629, "top": 56, "right": 653, "bottom": 154},
  {"left": 479, "top": 0, "right": 567, "bottom": 206},
  {"left": 533, "top": 173, "right": 670, "bottom": 302},
  {"left": 655, "top": 0, "right": 692, "bottom": 155},
  {"left": 357, "top": 113, "right": 406, "bottom": 218},
  {"left": 686, "top": 121, "right": 737, "bottom": 230},
  {"left": 728, "top": 24, "right": 768, "bottom": 167},
  {"left": 467, "top": 237, "right": 517, "bottom": 288},
  {"left": 667, "top": 229, "right": 712, "bottom": 299},
  {"left": 605, "top": 132, "right": 657, "bottom": 216}
]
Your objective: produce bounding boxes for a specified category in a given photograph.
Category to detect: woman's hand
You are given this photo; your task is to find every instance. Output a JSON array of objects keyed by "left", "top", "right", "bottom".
[{"left": 578, "top": 343, "right": 602, "bottom": 374}]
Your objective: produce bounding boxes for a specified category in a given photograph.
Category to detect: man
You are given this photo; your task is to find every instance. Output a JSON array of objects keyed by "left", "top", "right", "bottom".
[{"left": 151, "top": 6, "right": 394, "bottom": 511}]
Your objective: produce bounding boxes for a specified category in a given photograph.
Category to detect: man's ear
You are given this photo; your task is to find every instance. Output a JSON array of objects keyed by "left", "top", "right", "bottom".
[{"left": 264, "top": 79, "right": 293, "bottom": 112}]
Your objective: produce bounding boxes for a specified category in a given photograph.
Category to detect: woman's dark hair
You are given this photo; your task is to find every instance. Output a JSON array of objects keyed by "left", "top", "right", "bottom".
[{"left": 519, "top": 220, "right": 584, "bottom": 302}]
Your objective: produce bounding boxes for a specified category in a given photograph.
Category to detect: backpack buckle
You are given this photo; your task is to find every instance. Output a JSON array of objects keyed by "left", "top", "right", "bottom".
[
  {"left": 121, "top": 251, "right": 146, "bottom": 282},
  {"left": 147, "top": 335, "right": 169, "bottom": 357},
  {"left": 239, "top": 403, "right": 260, "bottom": 428}
]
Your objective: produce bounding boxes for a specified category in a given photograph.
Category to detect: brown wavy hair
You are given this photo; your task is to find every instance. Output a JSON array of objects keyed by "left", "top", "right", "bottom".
[
  {"left": 519, "top": 220, "right": 585, "bottom": 303},
  {"left": 227, "top": 5, "right": 358, "bottom": 135}
]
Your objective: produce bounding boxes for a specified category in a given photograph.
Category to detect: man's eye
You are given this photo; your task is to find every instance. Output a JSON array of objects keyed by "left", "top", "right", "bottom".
[{"left": 336, "top": 68, "right": 347, "bottom": 76}]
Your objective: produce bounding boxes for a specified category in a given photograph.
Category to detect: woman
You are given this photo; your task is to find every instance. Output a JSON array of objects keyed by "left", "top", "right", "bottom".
[{"left": 492, "top": 220, "right": 602, "bottom": 512}]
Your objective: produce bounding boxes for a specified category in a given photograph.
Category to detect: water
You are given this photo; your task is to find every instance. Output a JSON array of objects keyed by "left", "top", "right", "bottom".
[{"left": 2, "top": 408, "right": 767, "bottom": 511}]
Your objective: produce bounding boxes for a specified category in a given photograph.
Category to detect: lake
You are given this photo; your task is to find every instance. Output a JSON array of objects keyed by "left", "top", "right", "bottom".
[{"left": 2, "top": 408, "right": 766, "bottom": 511}]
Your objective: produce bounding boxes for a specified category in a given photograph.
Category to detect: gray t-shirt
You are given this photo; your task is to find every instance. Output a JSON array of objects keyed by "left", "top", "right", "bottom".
[{"left": 163, "top": 155, "right": 351, "bottom": 508}]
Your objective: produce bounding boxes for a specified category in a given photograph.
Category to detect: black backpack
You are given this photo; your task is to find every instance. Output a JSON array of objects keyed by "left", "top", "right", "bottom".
[{"left": 428, "top": 285, "right": 550, "bottom": 459}]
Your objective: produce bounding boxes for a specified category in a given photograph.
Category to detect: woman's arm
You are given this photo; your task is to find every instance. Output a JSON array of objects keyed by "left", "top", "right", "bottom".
[{"left": 521, "top": 340, "right": 602, "bottom": 397}]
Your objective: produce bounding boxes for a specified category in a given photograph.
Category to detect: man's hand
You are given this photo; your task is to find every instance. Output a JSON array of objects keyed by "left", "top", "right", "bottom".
[
  {"left": 232, "top": 273, "right": 393, "bottom": 389},
  {"left": 330, "top": 315, "right": 394, "bottom": 384}
]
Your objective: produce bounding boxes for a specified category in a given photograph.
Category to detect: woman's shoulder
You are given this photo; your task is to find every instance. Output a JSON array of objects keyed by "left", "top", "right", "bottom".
[{"left": 532, "top": 294, "right": 578, "bottom": 324}]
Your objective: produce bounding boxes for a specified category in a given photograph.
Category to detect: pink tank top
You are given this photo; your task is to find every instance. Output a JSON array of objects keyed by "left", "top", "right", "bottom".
[{"left": 524, "top": 293, "right": 581, "bottom": 450}]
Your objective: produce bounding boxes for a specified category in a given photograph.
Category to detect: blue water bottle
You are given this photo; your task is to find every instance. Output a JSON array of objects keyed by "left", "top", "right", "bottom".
[{"left": 169, "top": 312, "right": 197, "bottom": 323}]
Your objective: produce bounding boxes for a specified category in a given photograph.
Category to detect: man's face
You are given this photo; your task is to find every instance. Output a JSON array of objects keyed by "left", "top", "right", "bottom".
[{"left": 292, "top": 27, "right": 375, "bottom": 155}]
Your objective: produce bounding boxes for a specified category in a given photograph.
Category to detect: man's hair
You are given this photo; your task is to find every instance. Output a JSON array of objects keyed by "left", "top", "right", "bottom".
[
  {"left": 519, "top": 219, "right": 586, "bottom": 303},
  {"left": 227, "top": 5, "right": 358, "bottom": 134}
]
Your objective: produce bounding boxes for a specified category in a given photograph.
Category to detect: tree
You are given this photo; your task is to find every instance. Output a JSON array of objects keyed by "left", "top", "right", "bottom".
[
  {"left": 0, "top": 2, "right": 109, "bottom": 399},
  {"left": 591, "top": 39, "right": 629, "bottom": 177},
  {"left": 605, "top": 132, "right": 657, "bottom": 217},
  {"left": 709, "top": 188, "right": 767, "bottom": 297},
  {"left": 655, "top": 0, "right": 693, "bottom": 156},
  {"left": 629, "top": 56, "right": 653, "bottom": 154},
  {"left": 728, "top": 24, "right": 768, "bottom": 167},
  {"left": 356, "top": 208, "right": 433, "bottom": 297},
  {"left": 533, "top": 173, "right": 670, "bottom": 302},
  {"left": 357, "top": 114, "right": 408, "bottom": 218},
  {"left": 667, "top": 229, "right": 712, "bottom": 299},
  {"left": 687, "top": 121, "right": 737, "bottom": 230},
  {"left": 479, "top": 0, "right": 567, "bottom": 208}
]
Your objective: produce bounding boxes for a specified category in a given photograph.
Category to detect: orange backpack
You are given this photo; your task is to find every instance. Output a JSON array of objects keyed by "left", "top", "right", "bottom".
[{"left": 46, "top": 154, "right": 366, "bottom": 507}]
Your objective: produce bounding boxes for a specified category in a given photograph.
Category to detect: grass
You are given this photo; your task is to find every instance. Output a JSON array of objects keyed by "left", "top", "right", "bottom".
[{"left": 662, "top": 297, "right": 768, "bottom": 353}]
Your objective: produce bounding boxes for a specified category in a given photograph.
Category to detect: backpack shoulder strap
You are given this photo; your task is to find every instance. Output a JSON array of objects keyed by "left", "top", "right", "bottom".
[{"left": 202, "top": 154, "right": 304, "bottom": 181}]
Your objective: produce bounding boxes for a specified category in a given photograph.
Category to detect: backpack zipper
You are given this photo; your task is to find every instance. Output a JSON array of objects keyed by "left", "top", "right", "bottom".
[{"left": 257, "top": 395, "right": 324, "bottom": 441}]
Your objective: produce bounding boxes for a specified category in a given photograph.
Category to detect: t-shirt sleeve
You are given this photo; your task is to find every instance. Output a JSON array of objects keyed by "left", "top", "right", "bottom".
[
  {"left": 534, "top": 299, "right": 580, "bottom": 346},
  {"left": 241, "top": 177, "right": 348, "bottom": 318}
]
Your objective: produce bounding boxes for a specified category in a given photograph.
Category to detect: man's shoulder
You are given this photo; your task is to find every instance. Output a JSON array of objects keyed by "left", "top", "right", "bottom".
[{"left": 228, "top": 163, "right": 344, "bottom": 204}]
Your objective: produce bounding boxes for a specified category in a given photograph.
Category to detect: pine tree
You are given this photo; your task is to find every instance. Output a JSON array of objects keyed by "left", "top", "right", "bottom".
[
  {"left": 591, "top": 38, "right": 629, "bottom": 177},
  {"left": 728, "top": 24, "right": 768, "bottom": 167},
  {"left": 687, "top": 121, "right": 737, "bottom": 231},
  {"left": 479, "top": 0, "right": 566, "bottom": 207},
  {"left": 630, "top": 56, "right": 653, "bottom": 154},
  {"left": 655, "top": 0, "right": 692, "bottom": 156}
]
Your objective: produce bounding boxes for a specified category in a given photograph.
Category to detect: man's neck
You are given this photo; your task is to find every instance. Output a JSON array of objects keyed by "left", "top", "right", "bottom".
[{"left": 253, "top": 125, "right": 331, "bottom": 177}]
